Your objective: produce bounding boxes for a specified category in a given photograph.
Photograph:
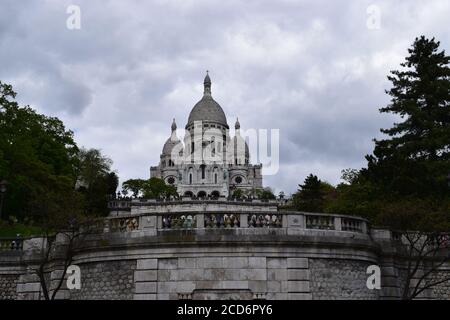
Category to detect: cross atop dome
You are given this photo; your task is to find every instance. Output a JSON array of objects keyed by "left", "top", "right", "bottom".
[
  {"left": 171, "top": 118, "right": 177, "bottom": 132},
  {"left": 204, "top": 70, "right": 211, "bottom": 95}
]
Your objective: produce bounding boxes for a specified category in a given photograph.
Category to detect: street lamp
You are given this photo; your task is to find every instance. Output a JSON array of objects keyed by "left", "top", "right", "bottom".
[{"left": 0, "top": 179, "right": 7, "bottom": 220}]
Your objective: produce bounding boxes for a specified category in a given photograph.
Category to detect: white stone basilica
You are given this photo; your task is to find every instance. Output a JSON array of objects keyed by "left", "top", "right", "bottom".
[{"left": 150, "top": 73, "right": 262, "bottom": 198}]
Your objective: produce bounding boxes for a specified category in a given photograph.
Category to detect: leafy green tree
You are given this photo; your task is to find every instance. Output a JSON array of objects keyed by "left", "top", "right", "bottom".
[
  {"left": 231, "top": 188, "right": 244, "bottom": 199},
  {"left": 260, "top": 188, "right": 276, "bottom": 200},
  {"left": 122, "top": 178, "right": 178, "bottom": 199},
  {"left": 340, "top": 168, "right": 359, "bottom": 185},
  {"left": 0, "top": 81, "right": 78, "bottom": 221},
  {"left": 76, "top": 148, "right": 117, "bottom": 216},
  {"left": 105, "top": 172, "right": 119, "bottom": 196},
  {"left": 143, "top": 177, "right": 178, "bottom": 198},
  {"left": 122, "top": 179, "right": 147, "bottom": 197},
  {"left": 364, "top": 36, "right": 450, "bottom": 197}
]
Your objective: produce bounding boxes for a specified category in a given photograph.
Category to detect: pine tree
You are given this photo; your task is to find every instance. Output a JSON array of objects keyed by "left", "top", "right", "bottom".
[
  {"left": 293, "top": 174, "right": 324, "bottom": 212},
  {"left": 365, "top": 36, "right": 450, "bottom": 196}
]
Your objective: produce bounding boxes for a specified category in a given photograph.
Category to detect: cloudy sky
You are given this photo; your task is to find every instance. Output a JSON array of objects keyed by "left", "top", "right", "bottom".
[{"left": 1, "top": 0, "right": 450, "bottom": 195}]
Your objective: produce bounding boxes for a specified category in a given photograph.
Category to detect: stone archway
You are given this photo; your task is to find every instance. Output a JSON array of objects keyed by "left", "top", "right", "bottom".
[
  {"left": 211, "top": 191, "right": 220, "bottom": 199},
  {"left": 184, "top": 191, "right": 194, "bottom": 198},
  {"left": 197, "top": 191, "right": 207, "bottom": 198}
]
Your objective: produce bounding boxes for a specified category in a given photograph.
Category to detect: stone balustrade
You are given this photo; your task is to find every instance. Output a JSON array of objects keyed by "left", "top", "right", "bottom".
[
  {"left": 105, "top": 211, "right": 369, "bottom": 234},
  {"left": 109, "top": 216, "right": 139, "bottom": 232},
  {"left": 162, "top": 214, "right": 197, "bottom": 229},
  {"left": 205, "top": 213, "right": 240, "bottom": 228},
  {"left": 0, "top": 237, "right": 24, "bottom": 251},
  {"left": 248, "top": 213, "right": 282, "bottom": 228}
]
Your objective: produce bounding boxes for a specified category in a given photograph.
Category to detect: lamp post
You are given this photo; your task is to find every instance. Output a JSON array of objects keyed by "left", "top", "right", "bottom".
[{"left": 0, "top": 179, "right": 7, "bottom": 220}]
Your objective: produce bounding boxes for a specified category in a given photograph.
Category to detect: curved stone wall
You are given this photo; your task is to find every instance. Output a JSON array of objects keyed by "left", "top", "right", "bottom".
[{"left": 1, "top": 210, "right": 449, "bottom": 300}]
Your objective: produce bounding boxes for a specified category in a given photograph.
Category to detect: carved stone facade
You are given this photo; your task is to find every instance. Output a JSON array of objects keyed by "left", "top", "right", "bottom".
[{"left": 150, "top": 73, "right": 263, "bottom": 198}]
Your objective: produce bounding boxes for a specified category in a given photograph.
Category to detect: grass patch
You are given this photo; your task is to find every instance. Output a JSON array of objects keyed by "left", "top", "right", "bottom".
[{"left": 0, "top": 222, "right": 43, "bottom": 237}]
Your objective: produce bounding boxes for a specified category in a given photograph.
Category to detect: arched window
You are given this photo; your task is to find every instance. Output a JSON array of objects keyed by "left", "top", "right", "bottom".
[
  {"left": 211, "top": 191, "right": 220, "bottom": 199},
  {"left": 198, "top": 191, "right": 207, "bottom": 198},
  {"left": 189, "top": 173, "right": 192, "bottom": 184},
  {"left": 201, "top": 165, "right": 206, "bottom": 179},
  {"left": 214, "top": 173, "right": 218, "bottom": 184}
]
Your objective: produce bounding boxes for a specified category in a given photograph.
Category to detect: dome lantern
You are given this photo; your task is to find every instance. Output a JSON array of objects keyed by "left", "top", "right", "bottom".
[
  {"left": 186, "top": 71, "right": 229, "bottom": 129},
  {"left": 171, "top": 118, "right": 177, "bottom": 132},
  {"left": 204, "top": 70, "right": 211, "bottom": 96},
  {"left": 235, "top": 117, "right": 241, "bottom": 131}
]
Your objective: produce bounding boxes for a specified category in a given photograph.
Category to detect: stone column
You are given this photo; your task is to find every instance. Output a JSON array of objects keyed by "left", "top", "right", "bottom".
[
  {"left": 240, "top": 213, "right": 248, "bottom": 228},
  {"left": 335, "top": 217, "right": 342, "bottom": 231},
  {"left": 157, "top": 215, "right": 163, "bottom": 229},
  {"left": 361, "top": 221, "right": 368, "bottom": 234},
  {"left": 197, "top": 213, "right": 204, "bottom": 228}
]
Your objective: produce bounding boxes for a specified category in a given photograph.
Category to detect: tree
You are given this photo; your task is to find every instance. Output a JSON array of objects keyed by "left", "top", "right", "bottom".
[
  {"left": 399, "top": 231, "right": 449, "bottom": 300},
  {"left": 31, "top": 189, "right": 100, "bottom": 300},
  {"left": 341, "top": 168, "right": 359, "bottom": 185},
  {"left": 293, "top": 174, "right": 325, "bottom": 212},
  {"left": 260, "top": 188, "right": 276, "bottom": 200},
  {"left": 0, "top": 81, "right": 79, "bottom": 221},
  {"left": 76, "top": 148, "right": 117, "bottom": 216},
  {"left": 122, "top": 179, "right": 147, "bottom": 198},
  {"left": 231, "top": 188, "right": 244, "bottom": 199},
  {"left": 364, "top": 36, "right": 450, "bottom": 197},
  {"left": 143, "top": 177, "right": 178, "bottom": 199},
  {"left": 105, "top": 172, "right": 119, "bottom": 196},
  {"left": 122, "top": 178, "right": 178, "bottom": 199}
]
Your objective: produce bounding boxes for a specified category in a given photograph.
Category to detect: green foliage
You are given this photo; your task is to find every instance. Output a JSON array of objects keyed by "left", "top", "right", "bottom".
[
  {"left": 143, "top": 177, "right": 178, "bottom": 198},
  {"left": 260, "top": 188, "right": 276, "bottom": 200},
  {"left": 364, "top": 36, "right": 450, "bottom": 198},
  {"left": 327, "top": 37, "right": 450, "bottom": 232},
  {"left": 231, "top": 187, "right": 275, "bottom": 200},
  {"left": 0, "top": 81, "right": 117, "bottom": 230},
  {"left": 122, "top": 177, "right": 178, "bottom": 199},
  {"left": 122, "top": 179, "right": 147, "bottom": 197},
  {"left": 231, "top": 188, "right": 244, "bottom": 199},
  {"left": 76, "top": 148, "right": 117, "bottom": 216},
  {"left": 340, "top": 168, "right": 359, "bottom": 185},
  {"left": 292, "top": 174, "right": 331, "bottom": 212},
  {"left": 0, "top": 81, "right": 79, "bottom": 221},
  {"left": 0, "top": 220, "right": 43, "bottom": 237},
  {"left": 324, "top": 173, "right": 379, "bottom": 221}
]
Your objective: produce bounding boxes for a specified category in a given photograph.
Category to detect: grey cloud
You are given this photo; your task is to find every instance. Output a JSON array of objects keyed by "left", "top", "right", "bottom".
[{"left": 1, "top": 0, "right": 450, "bottom": 194}]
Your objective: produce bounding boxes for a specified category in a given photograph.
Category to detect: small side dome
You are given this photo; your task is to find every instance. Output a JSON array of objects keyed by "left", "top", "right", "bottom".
[{"left": 162, "top": 120, "right": 182, "bottom": 156}]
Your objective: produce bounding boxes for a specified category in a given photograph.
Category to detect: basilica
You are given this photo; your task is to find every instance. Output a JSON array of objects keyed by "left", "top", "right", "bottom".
[{"left": 150, "top": 72, "right": 262, "bottom": 198}]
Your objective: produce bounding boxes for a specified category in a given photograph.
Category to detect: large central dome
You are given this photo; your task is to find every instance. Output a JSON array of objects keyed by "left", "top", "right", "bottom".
[{"left": 186, "top": 72, "right": 228, "bottom": 129}]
